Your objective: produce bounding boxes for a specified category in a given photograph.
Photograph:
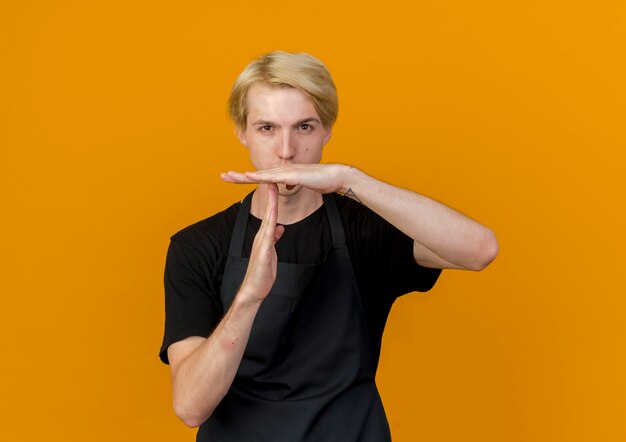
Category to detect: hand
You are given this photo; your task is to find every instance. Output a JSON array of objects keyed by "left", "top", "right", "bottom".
[
  {"left": 221, "top": 163, "right": 353, "bottom": 195},
  {"left": 239, "top": 183, "right": 285, "bottom": 302}
]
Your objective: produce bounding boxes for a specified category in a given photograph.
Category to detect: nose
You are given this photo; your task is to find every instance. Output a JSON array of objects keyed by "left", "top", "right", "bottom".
[{"left": 277, "top": 130, "right": 296, "bottom": 161}]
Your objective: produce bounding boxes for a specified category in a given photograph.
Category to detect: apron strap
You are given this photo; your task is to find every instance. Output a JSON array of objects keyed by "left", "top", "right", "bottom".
[
  {"left": 322, "top": 193, "right": 346, "bottom": 248},
  {"left": 228, "top": 191, "right": 254, "bottom": 258}
]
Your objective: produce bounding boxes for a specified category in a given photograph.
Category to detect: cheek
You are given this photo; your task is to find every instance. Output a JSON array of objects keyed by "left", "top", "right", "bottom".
[
  {"left": 248, "top": 149, "right": 265, "bottom": 168},
  {"left": 247, "top": 143, "right": 276, "bottom": 169},
  {"left": 305, "top": 145, "right": 324, "bottom": 163}
]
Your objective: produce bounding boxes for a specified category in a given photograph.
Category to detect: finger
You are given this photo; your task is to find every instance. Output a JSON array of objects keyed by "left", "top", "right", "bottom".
[
  {"left": 266, "top": 183, "right": 278, "bottom": 223},
  {"left": 259, "top": 183, "right": 279, "bottom": 243},
  {"left": 220, "top": 171, "right": 256, "bottom": 184},
  {"left": 244, "top": 171, "right": 286, "bottom": 184},
  {"left": 221, "top": 170, "right": 285, "bottom": 185},
  {"left": 247, "top": 172, "right": 302, "bottom": 193}
]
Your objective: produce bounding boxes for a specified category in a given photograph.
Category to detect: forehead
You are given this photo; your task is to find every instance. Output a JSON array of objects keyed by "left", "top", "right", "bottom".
[{"left": 246, "top": 84, "right": 319, "bottom": 124}]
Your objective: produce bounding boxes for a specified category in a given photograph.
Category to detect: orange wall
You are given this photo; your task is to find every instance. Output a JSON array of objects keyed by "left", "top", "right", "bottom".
[{"left": 1, "top": 1, "right": 625, "bottom": 440}]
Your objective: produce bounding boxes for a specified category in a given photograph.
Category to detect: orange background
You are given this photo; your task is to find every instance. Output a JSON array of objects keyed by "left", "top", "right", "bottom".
[{"left": 2, "top": 1, "right": 625, "bottom": 440}]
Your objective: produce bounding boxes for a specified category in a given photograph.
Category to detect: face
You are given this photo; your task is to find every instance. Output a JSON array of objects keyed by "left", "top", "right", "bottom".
[{"left": 238, "top": 84, "right": 332, "bottom": 175}]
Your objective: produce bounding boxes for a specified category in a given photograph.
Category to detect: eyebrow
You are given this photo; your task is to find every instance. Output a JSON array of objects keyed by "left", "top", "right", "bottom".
[
  {"left": 294, "top": 117, "right": 321, "bottom": 126},
  {"left": 251, "top": 117, "right": 322, "bottom": 127}
]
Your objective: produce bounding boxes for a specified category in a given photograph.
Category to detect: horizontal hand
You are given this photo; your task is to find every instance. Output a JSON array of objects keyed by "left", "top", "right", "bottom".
[{"left": 220, "top": 163, "right": 353, "bottom": 195}]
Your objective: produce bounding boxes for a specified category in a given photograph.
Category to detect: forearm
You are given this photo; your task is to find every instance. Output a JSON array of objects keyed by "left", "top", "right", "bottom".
[
  {"left": 221, "top": 165, "right": 497, "bottom": 270},
  {"left": 341, "top": 167, "right": 498, "bottom": 270},
  {"left": 172, "top": 290, "right": 262, "bottom": 427},
  {"left": 171, "top": 185, "right": 284, "bottom": 427}
]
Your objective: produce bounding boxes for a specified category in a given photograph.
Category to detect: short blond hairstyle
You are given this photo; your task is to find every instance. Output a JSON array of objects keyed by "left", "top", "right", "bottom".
[{"left": 228, "top": 51, "right": 338, "bottom": 130}]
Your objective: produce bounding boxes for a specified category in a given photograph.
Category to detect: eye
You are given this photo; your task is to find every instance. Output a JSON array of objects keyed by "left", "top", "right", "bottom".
[
  {"left": 299, "top": 123, "right": 312, "bottom": 131},
  {"left": 259, "top": 125, "right": 273, "bottom": 132}
]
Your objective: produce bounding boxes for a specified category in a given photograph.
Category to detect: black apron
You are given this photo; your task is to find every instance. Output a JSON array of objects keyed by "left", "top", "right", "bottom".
[{"left": 197, "top": 192, "right": 391, "bottom": 441}]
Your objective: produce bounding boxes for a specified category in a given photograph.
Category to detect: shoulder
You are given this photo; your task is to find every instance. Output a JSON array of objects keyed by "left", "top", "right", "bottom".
[{"left": 168, "top": 200, "right": 241, "bottom": 261}]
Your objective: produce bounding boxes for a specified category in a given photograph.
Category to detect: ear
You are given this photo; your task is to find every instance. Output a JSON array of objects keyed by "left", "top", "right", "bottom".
[
  {"left": 323, "top": 127, "right": 332, "bottom": 145},
  {"left": 237, "top": 126, "right": 248, "bottom": 147}
]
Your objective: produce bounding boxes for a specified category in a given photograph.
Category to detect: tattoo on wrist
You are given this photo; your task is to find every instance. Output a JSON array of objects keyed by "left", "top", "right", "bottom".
[{"left": 340, "top": 188, "right": 362, "bottom": 204}]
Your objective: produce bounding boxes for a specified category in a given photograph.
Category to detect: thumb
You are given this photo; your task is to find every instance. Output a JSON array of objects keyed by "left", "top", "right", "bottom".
[{"left": 273, "top": 224, "right": 285, "bottom": 242}]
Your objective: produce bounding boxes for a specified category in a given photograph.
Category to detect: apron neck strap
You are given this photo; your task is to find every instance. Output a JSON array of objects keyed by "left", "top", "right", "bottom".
[
  {"left": 322, "top": 193, "right": 346, "bottom": 248},
  {"left": 228, "top": 191, "right": 254, "bottom": 258},
  {"left": 227, "top": 191, "right": 346, "bottom": 258}
]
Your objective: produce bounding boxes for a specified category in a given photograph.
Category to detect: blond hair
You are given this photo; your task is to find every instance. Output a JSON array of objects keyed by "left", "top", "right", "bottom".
[{"left": 228, "top": 51, "right": 338, "bottom": 130}]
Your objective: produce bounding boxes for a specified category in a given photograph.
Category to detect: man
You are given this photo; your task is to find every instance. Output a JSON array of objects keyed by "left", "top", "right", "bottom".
[{"left": 159, "top": 50, "right": 498, "bottom": 441}]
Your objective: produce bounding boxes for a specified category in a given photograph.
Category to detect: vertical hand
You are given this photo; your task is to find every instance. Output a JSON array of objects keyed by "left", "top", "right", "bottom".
[{"left": 239, "top": 183, "right": 285, "bottom": 302}]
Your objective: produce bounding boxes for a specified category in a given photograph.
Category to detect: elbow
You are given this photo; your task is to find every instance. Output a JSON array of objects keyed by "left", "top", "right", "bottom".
[
  {"left": 180, "top": 416, "right": 205, "bottom": 429},
  {"left": 180, "top": 417, "right": 203, "bottom": 429},
  {"left": 469, "top": 228, "right": 499, "bottom": 271},
  {"left": 174, "top": 404, "right": 204, "bottom": 428},
  {"left": 173, "top": 397, "right": 213, "bottom": 429}
]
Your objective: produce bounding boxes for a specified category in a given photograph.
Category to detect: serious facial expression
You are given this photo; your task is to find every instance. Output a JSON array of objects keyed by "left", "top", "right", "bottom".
[{"left": 238, "top": 84, "right": 332, "bottom": 173}]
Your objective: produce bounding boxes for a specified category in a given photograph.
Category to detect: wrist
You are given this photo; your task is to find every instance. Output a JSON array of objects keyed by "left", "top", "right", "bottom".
[
  {"left": 337, "top": 166, "right": 369, "bottom": 205},
  {"left": 339, "top": 165, "right": 363, "bottom": 194},
  {"left": 232, "top": 285, "right": 264, "bottom": 310}
]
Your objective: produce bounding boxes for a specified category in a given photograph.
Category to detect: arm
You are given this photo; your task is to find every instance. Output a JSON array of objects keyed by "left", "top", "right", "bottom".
[
  {"left": 340, "top": 167, "right": 498, "bottom": 271},
  {"left": 167, "top": 184, "right": 285, "bottom": 427},
  {"left": 221, "top": 165, "right": 498, "bottom": 271}
]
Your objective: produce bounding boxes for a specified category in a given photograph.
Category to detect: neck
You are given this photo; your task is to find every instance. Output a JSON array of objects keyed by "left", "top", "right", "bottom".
[{"left": 251, "top": 185, "right": 323, "bottom": 225}]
